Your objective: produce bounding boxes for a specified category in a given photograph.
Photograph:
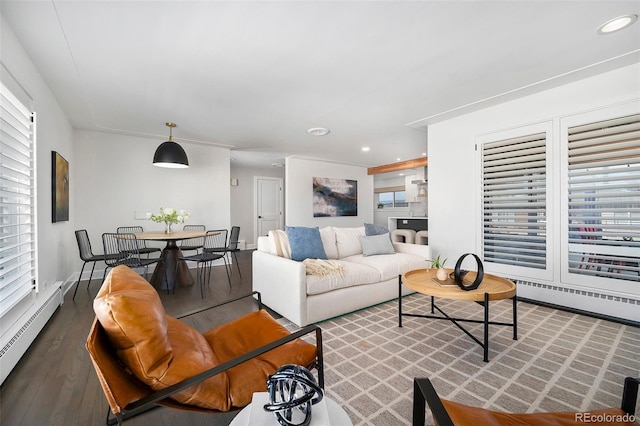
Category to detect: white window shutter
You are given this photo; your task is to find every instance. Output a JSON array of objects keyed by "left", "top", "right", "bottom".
[
  {"left": 0, "top": 82, "right": 36, "bottom": 315},
  {"left": 482, "top": 132, "right": 547, "bottom": 270},
  {"left": 567, "top": 113, "right": 640, "bottom": 282}
]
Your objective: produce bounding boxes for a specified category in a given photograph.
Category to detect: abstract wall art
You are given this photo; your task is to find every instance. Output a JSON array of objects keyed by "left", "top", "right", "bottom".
[
  {"left": 52, "top": 151, "right": 69, "bottom": 222},
  {"left": 313, "top": 177, "right": 357, "bottom": 217}
]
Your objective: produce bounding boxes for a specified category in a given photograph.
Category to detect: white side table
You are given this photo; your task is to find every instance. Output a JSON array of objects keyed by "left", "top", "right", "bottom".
[{"left": 230, "top": 392, "right": 352, "bottom": 426}]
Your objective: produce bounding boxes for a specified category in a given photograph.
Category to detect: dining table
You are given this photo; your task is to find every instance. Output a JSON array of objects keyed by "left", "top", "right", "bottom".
[{"left": 134, "top": 230, "right": 206, "bottom": 291}]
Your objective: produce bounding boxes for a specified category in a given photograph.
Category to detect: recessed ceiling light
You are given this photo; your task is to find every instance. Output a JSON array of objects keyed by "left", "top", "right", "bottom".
[
  {"left": 397, "top": 158, "right": 401, "bottom": 162},
  {"left": 307, "top": 127, "right": 330, "bottom": 136},
  {"left": 271, "top": 162, "right": 284, "bottom": 167},
  {"left": 361, "top": 146, "right": 370, "bottom": 152},
  {"left": 597, "top": 14, "right": 637, "bottom": 34},
  {"left": 422, "top": 152, "right": 427, "bottom": 156}
]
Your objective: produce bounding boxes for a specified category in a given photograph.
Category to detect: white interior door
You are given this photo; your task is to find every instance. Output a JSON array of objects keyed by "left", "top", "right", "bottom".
[{"left": 255, "top": 177, "right": 283, "bottom": 241}]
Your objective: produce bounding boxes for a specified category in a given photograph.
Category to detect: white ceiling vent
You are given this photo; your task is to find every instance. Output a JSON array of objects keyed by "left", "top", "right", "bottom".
[{"left": 307, "top": 127, "right": 330, "bottom": 136}]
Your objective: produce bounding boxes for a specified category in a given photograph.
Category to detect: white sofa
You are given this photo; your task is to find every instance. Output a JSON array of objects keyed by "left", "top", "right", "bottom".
[{"left": 252, "top": 226, "right": 431, "bottom": 327}]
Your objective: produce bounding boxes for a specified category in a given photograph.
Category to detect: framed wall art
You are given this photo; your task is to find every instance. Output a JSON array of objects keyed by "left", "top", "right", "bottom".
[
  {"left": 313, "top": 177, "right": 357, "bottom": 217},
  {"left": 52, "top": 151, "right": 69, "bottom": 222}
]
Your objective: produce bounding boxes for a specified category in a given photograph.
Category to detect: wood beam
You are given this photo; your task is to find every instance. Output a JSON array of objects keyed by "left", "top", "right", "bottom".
[{"left": 367, "top": 157, "right": 428, "bottom": 175}]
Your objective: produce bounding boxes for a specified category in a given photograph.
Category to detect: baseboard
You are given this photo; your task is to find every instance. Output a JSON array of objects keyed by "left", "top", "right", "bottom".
[
  {"left": 518, "top": 297, "right": 640, "bottom": 328},
  {"left": 0, "top": 287, "right": 62, "bottom": 385},
  {"left": 513, "top": 278, "right": 640, "bottom": 326}
]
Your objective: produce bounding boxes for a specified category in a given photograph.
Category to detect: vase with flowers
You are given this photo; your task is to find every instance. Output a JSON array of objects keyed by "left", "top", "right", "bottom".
[{"left": 147, "top": 206, "right": 190, "bottom": 234}]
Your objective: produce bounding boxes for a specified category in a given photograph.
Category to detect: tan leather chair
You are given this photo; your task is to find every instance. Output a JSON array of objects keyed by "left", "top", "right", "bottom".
[
  {"left": 413, "top": 377, "right": 639, "bottom": 426},
  {"left": 87, "top": 265, "right": 323, "bottom": 425}
]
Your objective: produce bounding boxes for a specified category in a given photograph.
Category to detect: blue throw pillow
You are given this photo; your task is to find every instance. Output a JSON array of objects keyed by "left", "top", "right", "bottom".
[
  {"left": 285, "top": 226, "right": 327, "bottom": 262},
  {"left": 365, "top": 223, "right": 392, "bottom": 241},
  {"left": 364, "top": 223, "right": 389, "bottom": 236}
]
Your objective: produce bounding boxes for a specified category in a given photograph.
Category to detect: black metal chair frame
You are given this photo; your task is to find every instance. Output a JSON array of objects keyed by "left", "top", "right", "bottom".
[
  {"left": 205, "top": 226, "right": 242, "bottom": 278},
  {"left": 179, "top": 224, "right": 206, "bottom": 253},
  {"left": 226, "top": 226, "right": 242, "bottom": 278},
  {"left": 94, "top": 292, "right": 324, "bottom": 426},
  {"left": 178, "top": 230, "right": 230, "bottom": 297},
  {"left": 73, "top": 229, "right": 121, "bottom": 300},
  {"left": 412, "top": 377, "right": 640, "bottom": 426},
  {"left": 116, "top": 226, "right": 161, "bottom": 258},
  {"left": 102, "top": 233, "right": 168, "bottom": 289}
]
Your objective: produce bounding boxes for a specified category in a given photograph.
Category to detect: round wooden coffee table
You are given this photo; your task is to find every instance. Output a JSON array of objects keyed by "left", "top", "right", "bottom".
[{"left": 399, "top": 268, "right": 517, "bottom": 362}]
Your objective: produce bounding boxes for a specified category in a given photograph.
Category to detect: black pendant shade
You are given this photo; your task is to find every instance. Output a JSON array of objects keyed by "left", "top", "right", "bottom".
[{"left": 153, "top": 122, "right": 189, "bottom": 168}]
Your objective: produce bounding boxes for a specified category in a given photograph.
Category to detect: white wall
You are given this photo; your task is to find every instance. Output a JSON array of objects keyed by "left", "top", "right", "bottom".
[
  {"left": 285, "top": 157, "right": 373, "bottom": 227},
  {"left": 73, "top": 130, "right": 231, "bottom": 281},
  {"left": 230, "top": 165, "right": 285, "bottom": 247},
  {"left": 428, "top": 63, "right": 640, "bottom": 320}
]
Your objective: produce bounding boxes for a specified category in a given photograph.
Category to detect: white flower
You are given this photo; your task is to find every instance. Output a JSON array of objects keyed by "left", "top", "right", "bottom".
[{"left": 148, "top": 206, "right": 189, "bottom": 225}]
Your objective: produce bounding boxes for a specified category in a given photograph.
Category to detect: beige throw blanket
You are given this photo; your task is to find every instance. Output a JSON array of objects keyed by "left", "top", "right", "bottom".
[{"left": 302, "top": 259, "right": 346, "bottom": 277}]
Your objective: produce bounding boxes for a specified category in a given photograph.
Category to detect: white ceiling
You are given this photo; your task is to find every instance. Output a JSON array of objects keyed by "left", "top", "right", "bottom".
[{"left": 2, "top": 1, "right": 639, "bottom": 169}]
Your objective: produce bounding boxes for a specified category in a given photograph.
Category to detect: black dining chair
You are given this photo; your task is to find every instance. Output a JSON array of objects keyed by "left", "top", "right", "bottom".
[
  {"left": 179, "top": 230, "right": 231, "bottom": 298},
  {"left": 116, "top": 226, "right": 161, "bottom": 258},
  {"left": 102, "top": 232, "right": 167, "bottom": 290},
  {"left": 205, "top": 226, "right": 242, "bottom": 278},
  {"left": 179, "top": 224, "right": 206, "bottom": 253},
  {"left": 72, "top": 229, "right": 121, "bottom": 301},
  {"left": 226, "top": 226, "right": 242, "bottom": 277}
]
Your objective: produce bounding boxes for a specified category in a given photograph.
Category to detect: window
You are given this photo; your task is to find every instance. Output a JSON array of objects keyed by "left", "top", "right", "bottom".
[
  {"left": 375, "top": 186, "right": 407, "bottom": 208},
  {"left": 0, "top": 82, "right": 36, "bottom": 315},
  {"left": 482, "top": 132, "right": 547, "bottom": 271},
  {"left": 567, "top": 113, "right": 640, "bottom": 282}
]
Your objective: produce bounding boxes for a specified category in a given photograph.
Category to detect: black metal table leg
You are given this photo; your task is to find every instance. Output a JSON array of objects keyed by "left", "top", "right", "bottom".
[
  {"left": 398, "top": 275, "right": 403, "bottom": 328},
  {"left": 513, "top": 296, "right": 518, "bottom": 340},
  {"left": 483, "top": 292, "right": 489, "bottom": 362}
]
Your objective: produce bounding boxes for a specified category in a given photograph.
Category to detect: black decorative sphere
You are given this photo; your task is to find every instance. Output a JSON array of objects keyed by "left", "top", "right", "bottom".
[{"left": 263, "top": 364, "right": 324, "bottom": 426}]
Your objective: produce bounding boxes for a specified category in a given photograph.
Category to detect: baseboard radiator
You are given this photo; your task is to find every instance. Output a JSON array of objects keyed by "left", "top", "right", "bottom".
[
  {"left": 0, "top": 285, "right": 62, "bottom": 385},
  {"left": 513, "top": 279, "right": 639, "bottom": 325}
]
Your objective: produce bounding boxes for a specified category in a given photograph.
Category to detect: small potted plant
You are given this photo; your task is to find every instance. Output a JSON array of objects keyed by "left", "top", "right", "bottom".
[{"left": 428, "top": 255, "right": 448, "bottom": 281}]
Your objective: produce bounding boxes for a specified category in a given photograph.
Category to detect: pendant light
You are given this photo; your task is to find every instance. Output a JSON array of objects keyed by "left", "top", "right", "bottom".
[{"left": 153, "top": 122, "right": 189, "bottom": 168}]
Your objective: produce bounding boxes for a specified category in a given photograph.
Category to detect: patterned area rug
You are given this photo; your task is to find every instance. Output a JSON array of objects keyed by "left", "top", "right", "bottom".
[{"left": 280, "top": 293, "right": 640, "bottom": 425}]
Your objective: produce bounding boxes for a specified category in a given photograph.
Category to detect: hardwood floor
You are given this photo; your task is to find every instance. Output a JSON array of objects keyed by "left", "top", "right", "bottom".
[{"left": 1, "top": 250, "right": 263, "bottom": 426}]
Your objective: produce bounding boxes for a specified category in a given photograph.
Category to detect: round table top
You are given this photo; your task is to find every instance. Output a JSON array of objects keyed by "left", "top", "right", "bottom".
[
  {"left": 402, "top": 268, "right": 516, "bottom": 301},
  {"left": 134, "top": 230, "right": 206, "bottom": 241}
]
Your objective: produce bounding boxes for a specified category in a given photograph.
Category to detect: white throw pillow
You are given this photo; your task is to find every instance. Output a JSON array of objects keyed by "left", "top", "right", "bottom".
[
  {"left": 319, "top": 226, "right": 339, "bottom": 259},
  {"left": 268, "top": 229, "right": 291, "bottom": 259}
]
